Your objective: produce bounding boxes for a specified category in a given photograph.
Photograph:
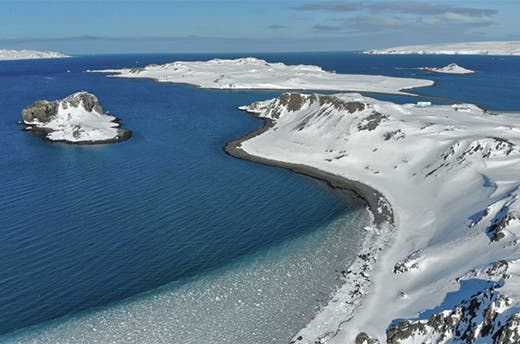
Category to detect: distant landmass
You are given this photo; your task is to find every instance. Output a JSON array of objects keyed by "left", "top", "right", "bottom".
[
  {"left": 0, "top": 49, "right": 70, "bottom": 61},
  {"left": 364, "top": 41, "right": 520, "bottom": 55},
  {"left": 90, "top": 57, "right": 433, "bottom": 95}
]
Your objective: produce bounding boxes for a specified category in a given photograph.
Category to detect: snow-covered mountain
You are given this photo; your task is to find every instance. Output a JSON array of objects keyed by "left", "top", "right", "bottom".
[
  {"left": 364, "top": 41, "right": 520, "bottom": 56},
  {"left": 228, "top": 93, "right": 520, "bottom": 343},
  {"left": 0, "top": 49, "right": 70, "bottom": 61},
  {"left": 22, "top": 92, "right": 131, "bottom": 144},
  {"left": 418, "top": 63, "right": 475, "bottom": 74},
  {"left": 90, "top": 57, "right": 433, "bottom": 95}
]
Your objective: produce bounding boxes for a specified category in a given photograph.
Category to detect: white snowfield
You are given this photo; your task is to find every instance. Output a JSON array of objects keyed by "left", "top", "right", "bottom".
[
  {"left": 22, "top": 92, "right": 129, "bottom": 144},
  {"left": 364, "top": 41, "right": 520, "bottom": 56},
  {"left": 0, "top": 49, "right": 70, "bottom": 61},
  {"left": 90, "top": 57, "right": 434, "bottom": 95},
  {"left": 238, "top": 93, "right": 520, "bottom": 343},
  {"left": 418, "top": 63, "right": 475, "bottom": 74}
]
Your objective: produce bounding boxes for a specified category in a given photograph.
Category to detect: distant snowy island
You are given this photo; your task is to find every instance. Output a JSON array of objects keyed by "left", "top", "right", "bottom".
[
  {"left": 364, "top": 41, "right": 520, "bottom": 56},
  {"left": 227, "top": 93, "right": 520, "bottom": 344},
  {"left": 0, "top": 49, "right": 70, "bottom": 61},
  {"left": 90, "top": 57, "right": 434, "bottom": 95},
  {"left": 418, "top": 63, "right": 475, "bottom": 74},
  {"left": 22, "top": 92, "right": 131, "bottom": 144}
]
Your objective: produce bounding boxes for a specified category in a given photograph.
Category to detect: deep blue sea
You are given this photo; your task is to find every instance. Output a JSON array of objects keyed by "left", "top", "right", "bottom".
[{"left": 1, "top": 52, "right": 519, "bottom": 343}]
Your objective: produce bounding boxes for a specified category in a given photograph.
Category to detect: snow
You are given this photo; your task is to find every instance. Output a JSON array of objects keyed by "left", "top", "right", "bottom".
[
  {"left": 89, "top": 57, "right": 433, "bottom": 95},
  {"left": 418, "top": 63, "right": 475, "bottom": 75},
  {"left": 364, "top": 41, "right": 520, "bottom": 56},
  {"left": 23, "top": 92, "right": 128, "bottom": 144},
  {"left": 236, "top": 93, "right": 520, "bottom": 343},
  {"left": 0, "top": 49, "right": 70, "bottom": 61}
]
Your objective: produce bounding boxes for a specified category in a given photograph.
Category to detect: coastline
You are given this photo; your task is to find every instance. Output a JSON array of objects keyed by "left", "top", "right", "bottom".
[
  {"left": 20, "top": 120, "right": 132, "bottom": 145},
  {"left": 224, "top": 106, "right": 396, "bottom": 343},
  {"left": 224, "top": 110, "right": 393, "bottom": 226}
]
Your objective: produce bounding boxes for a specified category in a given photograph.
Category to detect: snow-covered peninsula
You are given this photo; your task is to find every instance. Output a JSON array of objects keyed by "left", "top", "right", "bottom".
[
  {"left": 0, "top": 49, "right": 70, "bottom": 61},
  {"left": 418, "top": 63, "right": 475, "bottom": 74},
  {"left": 22, "top": 92, "right": 131, "bottom": 144},
  {"left": 364, "top": 41, "right": 520, "bottom": 56},
  {"left": 90, "top": 57, "right": 433, "bottom": 95},
  {"left": 227, "top": 93, "right": 520, "bottom": 343}
]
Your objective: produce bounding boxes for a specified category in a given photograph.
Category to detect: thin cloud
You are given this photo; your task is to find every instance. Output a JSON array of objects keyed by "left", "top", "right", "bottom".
[
  {"left": 439, "top": 12, "right": 495, "bottom": 26},
  {"left": 314, "top": 15, "right": 406, "bottom": 33},
  {"left": 313, "top": 24, "right": 344, "bottom": 32},
  {"left": 303, "top": 1, "right": 497, "bottom": 34},
  {"left": 267, "top": 24, "right": 288, "bottom": 30},
  {"left": 369, "top": 1, "right": 497, "bottom": 17},
  {"left": 293, "top": 2, "right": 363, "bottom": 12}
]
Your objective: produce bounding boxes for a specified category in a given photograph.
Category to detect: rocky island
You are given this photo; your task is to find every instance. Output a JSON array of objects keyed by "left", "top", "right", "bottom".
[
  {"left": 22, "top": 92, "right": 131, "bottom": 144},
  {"left": 418, "top": 63, "right": 476, "bottom": 74},
  {"left": 228, "top": 93, "right": 520, "bottom": 344}
]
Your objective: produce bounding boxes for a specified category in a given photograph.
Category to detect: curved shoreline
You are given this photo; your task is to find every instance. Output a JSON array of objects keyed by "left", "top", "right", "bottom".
[
  {"left": 224, "top": 109, "right": 393, "bottom": 226},
  {"left": 224, "top": 107, "right": 395, "bottom": 343}
]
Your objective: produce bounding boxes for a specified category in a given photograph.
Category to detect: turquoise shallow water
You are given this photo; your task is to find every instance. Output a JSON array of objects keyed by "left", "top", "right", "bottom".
[{"left": 1, "top": 52, "right": 519, "bottom": 343}]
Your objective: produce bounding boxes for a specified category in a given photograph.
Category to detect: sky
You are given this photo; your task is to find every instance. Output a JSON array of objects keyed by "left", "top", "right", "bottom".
[{"left": 0, "top": 0, "right": 518, "bottom": 54}]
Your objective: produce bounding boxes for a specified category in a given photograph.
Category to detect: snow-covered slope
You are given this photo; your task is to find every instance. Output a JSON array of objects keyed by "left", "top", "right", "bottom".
[
  {"left": 22, "top": 92, "right": 131, "bottom": 144},
  {"left": 364, "top": 41, "right": 520, "bottom": 56},
  {"left": 90, "top": 57, "right": 433, "bottom": 95},
  {"left": 418, "top": 63, "right": 475, "bottom": 74},
  {"left": 230, "top": 93, "right": 520, "bottom": 343},
  {"left": 0, "top": 49, "right": 70, "bottom": 61}
]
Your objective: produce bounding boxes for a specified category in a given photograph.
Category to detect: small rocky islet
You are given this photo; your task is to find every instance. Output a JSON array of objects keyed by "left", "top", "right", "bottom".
[{"left": 21, "top": 92, "right": 131, "bottom": 144}]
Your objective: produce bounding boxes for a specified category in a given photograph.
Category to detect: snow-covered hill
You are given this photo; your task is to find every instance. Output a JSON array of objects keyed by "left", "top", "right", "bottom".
[
  {"left": 90, "top": 57, "right": 433, "bottom": 95},
  {"left": 22, "top": 92, "right": 131, "bottom": 144},
  {"left": 364, "top": 41, "right": 520, "bottom": 56},
  {"left": 0, "top": 49, "right": 70, "bottom": 61},
  {"left": 229, "top": 93, "right": 520, "bottom": 343},
  {"left": 418, "top": 63, "right": 475, "bottom": 74}
]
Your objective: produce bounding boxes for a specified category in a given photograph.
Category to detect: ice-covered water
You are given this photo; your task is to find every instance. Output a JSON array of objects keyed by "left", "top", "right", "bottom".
[{"left": 4, "top": 199, "right": 369, "bottom": 344}]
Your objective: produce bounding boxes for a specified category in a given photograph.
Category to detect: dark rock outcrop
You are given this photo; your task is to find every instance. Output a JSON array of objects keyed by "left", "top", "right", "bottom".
[{"left": 21, "top": 92, "right": 131, "bottom": 144}]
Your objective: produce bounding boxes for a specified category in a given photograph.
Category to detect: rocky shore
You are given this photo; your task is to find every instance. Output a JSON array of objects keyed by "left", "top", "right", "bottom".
[
  {"left": 225, "top": 108, "right": 393, "bottom": 226},
  {"left": 21, "top": 92, "right": 131, "bottom": 144}
]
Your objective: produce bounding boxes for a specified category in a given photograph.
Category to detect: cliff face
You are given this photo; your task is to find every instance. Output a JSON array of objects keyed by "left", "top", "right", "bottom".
[
  {"left": 233, "top": 93, "right": 520, "bottom": 344},
  {"left": 22, "top": 92, "right": 130, "bottom": 144},
  {"left": 22, "top": 100, "right": 58, "bottom": 123}
]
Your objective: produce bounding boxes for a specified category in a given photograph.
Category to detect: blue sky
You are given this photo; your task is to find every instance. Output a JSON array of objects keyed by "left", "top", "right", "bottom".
[{"left": 1, "top": 0, "right": 518, "bottom": 53}]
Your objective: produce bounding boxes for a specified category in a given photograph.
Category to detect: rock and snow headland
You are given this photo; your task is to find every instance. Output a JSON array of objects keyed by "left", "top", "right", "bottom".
[
  {"left": 364, "top": 41, "right": 520, "bottom": 56},
  {"left": 227, "top": 92, "right": 520, "bottom": 343},
  {"left": 90, "top": 57, "right": 434, "bottom": 95},
  {"left": 0, "top": 49, "right": 70, "bottom": 61},
  {"left": 418, "top": 63, "right": 476, "bottom": 74},
  {"left": 22, "top": 92, "right": 131, "bottom": 144}
]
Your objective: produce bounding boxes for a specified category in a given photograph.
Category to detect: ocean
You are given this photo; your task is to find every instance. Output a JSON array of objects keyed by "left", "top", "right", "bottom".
[{"left": 1, "top": 52, "right": 519, "bottom": 343}]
